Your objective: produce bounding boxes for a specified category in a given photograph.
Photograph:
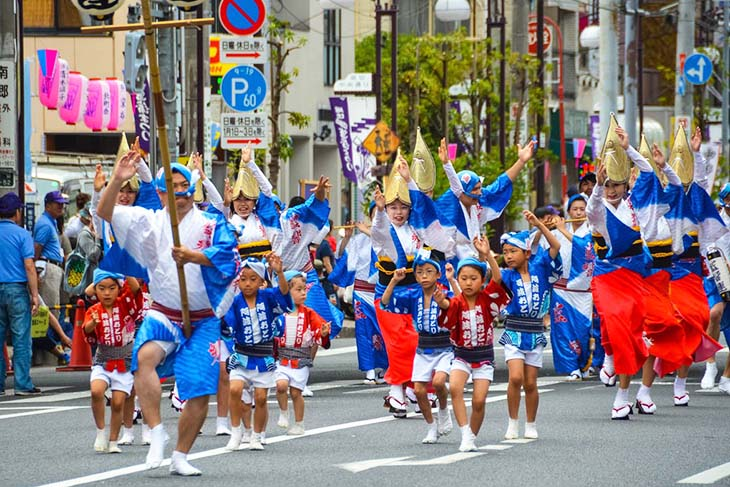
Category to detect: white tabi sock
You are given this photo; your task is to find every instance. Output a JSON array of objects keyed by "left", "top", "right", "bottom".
[
  {"left": 603, "top": 355, "right": 614, "bottom": 372},
  {"left": 614, "top": 388, "right": 629, "bottom": 407},
  {"left": 460, "top": 424, "right": 474, "bottom": 439},
  {"left": 636, "top": 384, "right": 652, "bottom": 402},
  {"left": 388, "top": 384, "right": 405, "bottom": 404},
  {"left": 674, "top": 377, "right": 687, "bottom": 396}
]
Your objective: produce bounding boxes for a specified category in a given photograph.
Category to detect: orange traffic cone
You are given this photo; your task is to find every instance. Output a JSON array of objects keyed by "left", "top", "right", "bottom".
[
  {"left": 57, "top": 299, "right": 92, "bottom": 372},
  {"left": 3, "top": 342, "right": 13, "bottom": 376}
]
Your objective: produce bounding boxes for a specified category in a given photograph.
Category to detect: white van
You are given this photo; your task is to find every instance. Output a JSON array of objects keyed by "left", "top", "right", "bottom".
[{"left": 26, "top": 166, "right": 96, "bottom": 225}]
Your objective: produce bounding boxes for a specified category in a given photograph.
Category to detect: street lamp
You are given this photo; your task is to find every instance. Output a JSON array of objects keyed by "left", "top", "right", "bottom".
[{"left": 434, "top": 0, "right": 471, "bottom": 22}]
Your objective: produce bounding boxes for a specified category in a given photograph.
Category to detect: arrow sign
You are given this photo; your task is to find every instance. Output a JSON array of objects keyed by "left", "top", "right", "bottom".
[
  {"left": 683, "top": 52, "right": 713, "bottom": 85},
  {"left": 219, "top": 0, "right": 267, "bottom": 36},
  {"left": 219, "top": 35, "right": 269, "bottom": 64},
  {"left": 221, "top": 111, "right": 269, "bottom": 149}
]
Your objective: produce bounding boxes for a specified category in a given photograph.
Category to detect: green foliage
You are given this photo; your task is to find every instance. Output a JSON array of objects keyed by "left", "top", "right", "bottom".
[{"left": 355, "top": 30, "right": 543, "bottom": 226}]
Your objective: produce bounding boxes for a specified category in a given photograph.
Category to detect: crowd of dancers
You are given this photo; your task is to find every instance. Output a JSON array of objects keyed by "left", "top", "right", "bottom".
[{"left": 79, "top": 119, "right": 730, "bottom": 475}]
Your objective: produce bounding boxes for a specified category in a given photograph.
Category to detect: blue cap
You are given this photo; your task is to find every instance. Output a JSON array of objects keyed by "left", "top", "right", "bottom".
[
  {"left": 456, "top": 170, "right": 482, "bottom": 199},
  {"left": 456, "top": 256, "right": 487, "bottom": 277},
  {"left": 500, "top": 230, "right": 532, "bottom": 251},
  {"left": 156, "top": 163, "right": 195, "bottom": 197},
  {"left": 0, "top": 192, "right": 23, "bottom": 213},
  {"left": 567, "top": 194, "right": 587, "bottom": 212},
  {"left": 45, "top": 190, "right": 69, "bottom": 204}
]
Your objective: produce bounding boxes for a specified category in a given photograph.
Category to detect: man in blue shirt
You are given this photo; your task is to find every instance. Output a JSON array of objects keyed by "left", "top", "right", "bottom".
[
  {"left": 33, "top": 191, "right": 67, "bottom": 321},
  {"left": 0, "top": 192, "right": 41, "bottom": 396}
]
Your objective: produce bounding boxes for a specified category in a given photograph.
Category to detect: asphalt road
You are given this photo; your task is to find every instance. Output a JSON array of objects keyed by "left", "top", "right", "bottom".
[{"left": 2, "top": 338, "right": 730, "bottom": 487}]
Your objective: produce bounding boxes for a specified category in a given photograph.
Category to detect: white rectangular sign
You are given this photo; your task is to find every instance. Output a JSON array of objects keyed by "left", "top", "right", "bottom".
[
  {"left": 0, "top": 60, "right": 17, "bottom": 174},
  {"left": 221, "top": 111, "right": 269, "bottom": 150},
  {"left": 220, "top": 35, "right": 269, "bottom": 64}
]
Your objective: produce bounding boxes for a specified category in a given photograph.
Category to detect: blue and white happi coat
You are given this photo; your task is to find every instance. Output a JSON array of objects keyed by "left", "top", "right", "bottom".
[
  {"left": 224, "top": 288, "right": 293, "bottom": 372},
  {"left": 436, "top": 162, "right": 512, "bottom": 260},
  {"left": 279, "top": 195, "right": 344, "bottom": 337},
  {"left": 499, "top": 248, "right": 562, "bottom": 351},
  {"left": 382, "top": 286, "right": 454, "bottom": 354}
]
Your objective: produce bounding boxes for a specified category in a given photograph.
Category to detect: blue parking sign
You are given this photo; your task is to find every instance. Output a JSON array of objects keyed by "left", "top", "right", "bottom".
[{"left": 221, "top": 65, "right": 267, "bottom": 112}]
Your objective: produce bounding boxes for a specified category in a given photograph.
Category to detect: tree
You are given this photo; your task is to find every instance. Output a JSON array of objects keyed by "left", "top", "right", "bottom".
[
  {"left": 355, "top": 31, "right": 543, "bottom": 224},
  {"left": 266, "top": 16, "right": 311, "bottom": 190}
]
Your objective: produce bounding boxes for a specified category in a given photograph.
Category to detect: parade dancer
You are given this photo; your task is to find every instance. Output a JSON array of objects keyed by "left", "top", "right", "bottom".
[
  {"left": 550, "top": 196, "right": 603, "bottom": 380},
  {"left": 371, "top": 158, "right": 455, "bottom": 417},
  {"left": 499, "top": 211, "right": 561, "bottom": 440},
  {"left": 622, "top": 126, "right": 696, "bottom": 414},
  {"left": 439, "top": 237, "right": 511, "bottom": 451},
  {"left": 436, "top": 137, "right": 536, "bottom": 260},
  {"left": 380, "top": 254, "right": 455, "bottom": 444},
  {"left": 278, "top": 177, "right": 344, "bottom": 339},
  {"left": 97, "top": 151, "right": 239, "bottom": 475},
  {"left": 275, "top": 271, "right": 331, "bottom": 436},
  {"left": 83, "top": 270, "right": 143, "bottom": 453},
  {"left": 224, "top": 257, "right": 291, "bottom": 451},
  {"left": 334, "top": 206, "right": 389, "bottom": 384}
]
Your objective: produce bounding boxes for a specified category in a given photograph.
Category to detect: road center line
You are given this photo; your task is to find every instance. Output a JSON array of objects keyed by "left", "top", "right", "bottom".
[{"left": 0, "top": 406, "right": 87, "bottom": 420}]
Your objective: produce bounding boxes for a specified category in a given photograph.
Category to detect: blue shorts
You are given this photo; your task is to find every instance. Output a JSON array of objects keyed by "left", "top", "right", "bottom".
[{"left": 132, "top": 309, "right": 220, "bottom": 401}]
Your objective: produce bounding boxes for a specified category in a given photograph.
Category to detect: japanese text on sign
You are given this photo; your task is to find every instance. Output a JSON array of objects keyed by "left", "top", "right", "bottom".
[{"left": 0, "top": 61, "right": 17, "bottom": 170}]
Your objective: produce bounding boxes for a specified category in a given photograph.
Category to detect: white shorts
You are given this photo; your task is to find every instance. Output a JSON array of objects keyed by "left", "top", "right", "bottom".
[
  {"left": 450, "top": 359, "right": 494, "bottom": 382},
  {"left": 411, "top": 351, "right": 453, "bottom": 383},
  {"left": 503, "top": 344, "right": 545, "bottom": 368},
  {"left": 90, "top": 365, "right": 134, "bottom": 395},
  {"left": 151, "top": 339, "right": 177, "bottom": 359},
  {"left": 241, "top": 382, "right": 254, "bottom": 405},
  {"left": 275, "top": 364, "right": 310, "bottom": 391},
  {"left": 230, "top": 367, "right": 276, "bottom": 389}
]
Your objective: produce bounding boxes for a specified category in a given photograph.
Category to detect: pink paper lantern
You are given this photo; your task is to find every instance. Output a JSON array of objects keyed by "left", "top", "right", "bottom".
[
  {"left": 106, "top": 78, "right": 127, "bottom": 131},
  {"left": 37, "top": 51, "right": 70, "bottom": 110},
  {"left": 59, "top": 71, "right": 88, "bottom": 125},
  {"left": 84, "top": 78, "right": 111, "bottom": 132}
]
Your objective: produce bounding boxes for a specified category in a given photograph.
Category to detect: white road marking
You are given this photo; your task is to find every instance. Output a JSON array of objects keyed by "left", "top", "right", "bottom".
[
  {"left": 338, "top": 456, "right": 415, "bottom": 473},
  {"left": 677, "top": 462, "right": 730, "bottom": 484},
  {"left": 0, "top": 406, "right": 87, "bottom": 420},
  {"left": 35, "top": 388, "right": 554, "bottom": 487},
  {"left": 10, "top": 391, "right": 92, "bottom": 404},
  {"left": 317, "top": 346, "right": 358, "bottom": 357},
  {"left": 397, "top": 451, "right": 485, "bottom": 466},
  {"left": 479, "top": 444, "right": 513, "bottom": 451},
  {"left": 501, "top": 438, "right": 537, "bottom": 445}
]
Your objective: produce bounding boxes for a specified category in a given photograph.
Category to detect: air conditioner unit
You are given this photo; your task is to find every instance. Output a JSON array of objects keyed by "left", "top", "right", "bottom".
[{"left": 314, "top": 107, "right": 334, "bottom": 142}]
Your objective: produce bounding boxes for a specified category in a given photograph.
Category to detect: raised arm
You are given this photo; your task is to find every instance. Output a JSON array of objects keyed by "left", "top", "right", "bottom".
[
  {"left": 474, "top": 235, "right": 501, "bottom": 284},
  {"left": 97, "top": 151, "right": 141, "bottom": 223},
  {"left": 505, "top": 139, "right": 536, "bottom": 182},
  {"left": 380, "top": 267, "right": 406, "bottom": 307},
  {"left": 241, "top": 143, "right": 273, "bottom": 198},
  {"left": 525, "top": 210, "right": 560, "bottom": 260}
]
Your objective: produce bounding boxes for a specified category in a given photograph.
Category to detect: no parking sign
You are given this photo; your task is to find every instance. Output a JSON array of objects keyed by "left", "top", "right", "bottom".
[{"left": 219, "top": 0, "right": 267, "bottom": 36}]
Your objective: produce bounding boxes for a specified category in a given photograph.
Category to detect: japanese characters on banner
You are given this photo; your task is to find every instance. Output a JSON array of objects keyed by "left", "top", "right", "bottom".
[
  {"left": 37, "top": 49, "right": 129, "bottom": 133},
  {"left": 328, "top": 96, "right": 377, "bottom": 187},
  {"left": 130, "top": 80, "right": 151, "bottom": 154},
  {"left": 0, "top": 61, "right": 17, "bottom": 177}
]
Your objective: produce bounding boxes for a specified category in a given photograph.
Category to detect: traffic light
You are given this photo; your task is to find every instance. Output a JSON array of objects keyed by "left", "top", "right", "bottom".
[{"left": 124, "top": 31, "right": 148, "bottom": 94}]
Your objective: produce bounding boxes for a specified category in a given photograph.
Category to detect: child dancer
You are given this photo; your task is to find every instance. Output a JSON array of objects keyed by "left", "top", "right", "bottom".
[
  {"left": 499, "top": 210, "right": 561, "bottom": 440},
  {"left": 224, "top": 256, "right": 292, "bottom": 451},
  {"left": 439, "top": 237, "right": 511, "bottom": 451},
  {"left": 83, "top": 270, "right": 143, "bottom": 453},
  {"left": 380, "top": 253, "right": 456, "bottom": 444},
  {"left": 275, "top": 271, "right": 331, "bottom": 435}
]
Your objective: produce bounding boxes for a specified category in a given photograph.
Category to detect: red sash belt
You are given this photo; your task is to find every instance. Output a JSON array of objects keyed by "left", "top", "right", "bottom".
[{"left": 150, "top": 302, "right": 215, "bottom": 323}]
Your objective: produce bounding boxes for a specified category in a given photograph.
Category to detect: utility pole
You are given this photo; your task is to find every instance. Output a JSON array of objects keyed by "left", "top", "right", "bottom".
[
  {"left": 535, "top": 0, "right": 545, "bottom": 207},
  {"left": 624, "top": 0, "right": 638, "bottom": 143},
  {"left": 674, "top": 0, "right": 695, "bottom": 121},
  {"left": 599, "top": 0, "right": 618, "bottom": 140},
  {"left": 0, "top": 0, "right": 19, "bottom": 198},
  {"left": 720, "top": 1, "right": 730, "bottom": 167}
]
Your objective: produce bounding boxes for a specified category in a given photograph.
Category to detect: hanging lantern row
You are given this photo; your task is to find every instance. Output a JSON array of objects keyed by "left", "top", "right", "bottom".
[{"left": 38, "top": 49, "right": 127, "bottom": 132}]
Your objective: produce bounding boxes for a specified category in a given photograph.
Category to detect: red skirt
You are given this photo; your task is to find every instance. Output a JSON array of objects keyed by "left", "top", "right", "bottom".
[
  {"left": 668, "top": 273, "right": 723, "bottom": 363},
  {"left": 374, "top": 299, "right": 418, "bottom": 385},
  {"left": 643, "top": 271, "right": 692, "bottom": 375},
  {"left": 592, "top": 268, "right": 648, "bottom": 375}
]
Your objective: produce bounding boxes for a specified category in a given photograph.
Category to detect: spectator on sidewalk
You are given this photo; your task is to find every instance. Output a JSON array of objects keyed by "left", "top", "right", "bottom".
[
  {"left": 65, "top": 193, "right": 91, "bottom": 248},
  {"left": 34, "top": 191, "right": 68, "bottom": 322},
  {"left": 0, "top": 192, "right": 41, "bottom": 396}
]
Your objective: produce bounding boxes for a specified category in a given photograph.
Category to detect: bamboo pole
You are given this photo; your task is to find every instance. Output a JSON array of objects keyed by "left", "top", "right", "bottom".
[
  {"left": 80, "top": 17, "right": 214, "bottom": 34},
  {"left": 140, "top": 0, "right": 192, "bottom": 338}
]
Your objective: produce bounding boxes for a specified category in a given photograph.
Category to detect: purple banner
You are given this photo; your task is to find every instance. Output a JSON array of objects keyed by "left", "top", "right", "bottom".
[
  {"left": 130, "top": 81, "right": 151, "bottom": 154},
  {"left": 589, "top": 114, "right": 601, "bottom": 160},
  {"left": 329, "top": 96, "right": 357, "bottom": 183}
]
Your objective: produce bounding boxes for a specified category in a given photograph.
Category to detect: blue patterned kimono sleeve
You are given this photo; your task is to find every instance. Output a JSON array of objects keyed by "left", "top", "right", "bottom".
[
  {"left": 381, "top": 287, "right": 415, "bottom": 314},
  {"left": 328, "top": 250, "right": 356, "bottom": 287},
  {"left": 255, "top": 193, "right": 282, "bottom": 231},
  {"left": 224, "top": 295, "right": 243, "bottom": 337},
  {"left": 201, "top": 207, "right": 241, "bottom": 281},
  {"left": 286, "top": 195, "right": 330, "bottom": 230},
  {"left": 134, "top": 180, "right": 163, "bottom": 211},
  {"left": 478, "top": 173, "right": 513, "bottom": 225}
]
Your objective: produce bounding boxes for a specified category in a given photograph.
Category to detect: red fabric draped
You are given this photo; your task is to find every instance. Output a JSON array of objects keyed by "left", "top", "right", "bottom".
[
  {"left": 669, "top": 273, "right": 722, "bottom": 363},
  {"left": 592, "top": 268, "right": 648, "bottom": 375},
  {"left": 374, "top": 299, "right": 418, "bottom": 385}
]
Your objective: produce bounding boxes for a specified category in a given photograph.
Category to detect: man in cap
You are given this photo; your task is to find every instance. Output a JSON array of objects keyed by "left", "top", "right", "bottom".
[
  {"left": 97, "top": 150, "right": 239, "bottom": 476},
  {"left": 34, "top": 191, "right": 68, "bottom": 322},
  {"left": 0, "top": 192, "right": 41, "bottom": 396}
]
